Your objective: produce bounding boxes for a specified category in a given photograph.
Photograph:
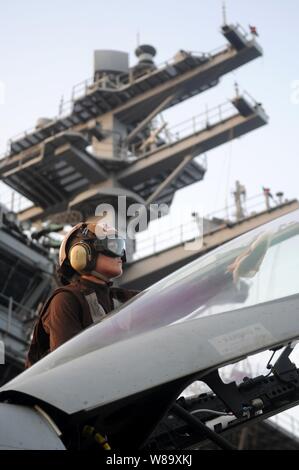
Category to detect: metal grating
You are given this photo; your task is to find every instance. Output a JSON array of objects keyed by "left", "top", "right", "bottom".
[{"left": 131, "top": 160, "right": 206, "bottom": 206}]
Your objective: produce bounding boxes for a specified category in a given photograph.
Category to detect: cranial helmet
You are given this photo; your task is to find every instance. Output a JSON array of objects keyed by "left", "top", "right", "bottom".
[{"left": 58, "top": 222, "right": 126, "bottom": 283}]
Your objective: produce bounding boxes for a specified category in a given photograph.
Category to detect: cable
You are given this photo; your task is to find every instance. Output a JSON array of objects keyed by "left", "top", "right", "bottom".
[
  {"left": 191, "top": 409, "right": 233, "bottom": 417},
  {"left": 172, "top": 403, "right": 237, "bottom": 451},
  {"left": 266, "top": 350, "right": 276, "bottom": 370},
  {"left": 224, "top": 128, "right": 233, "bottom": 220},
  {"left": 168, "top": 408, "right": 232, "bottom": 419}
]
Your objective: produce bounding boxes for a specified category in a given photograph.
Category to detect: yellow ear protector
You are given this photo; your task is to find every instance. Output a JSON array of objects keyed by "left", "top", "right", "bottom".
[{"left": 69, "top": 241, "right": 95, "bottom": 273}]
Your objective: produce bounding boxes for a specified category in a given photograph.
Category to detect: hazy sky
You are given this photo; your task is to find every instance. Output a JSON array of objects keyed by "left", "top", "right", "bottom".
[{"left": 0, "top": 0, "right": 298, "bottom": 221}]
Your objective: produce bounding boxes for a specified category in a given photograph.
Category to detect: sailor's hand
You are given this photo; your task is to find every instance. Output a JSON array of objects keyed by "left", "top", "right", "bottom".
[{"left": 227, "top": 232, "right": 272, "bottom": 285}]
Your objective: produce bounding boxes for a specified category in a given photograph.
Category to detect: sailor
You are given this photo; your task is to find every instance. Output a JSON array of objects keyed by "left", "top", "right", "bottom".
[
  {"left": 25, "top": 221, "right": 139, "bottom": 368},
  {"left": 249, "top": 24, "right": 259, "bottom": 37}
]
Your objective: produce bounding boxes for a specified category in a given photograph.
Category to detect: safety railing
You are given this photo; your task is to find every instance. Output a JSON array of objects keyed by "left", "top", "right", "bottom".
[
  {"left": 166, "top": 101, "right": 237, "bottom": 141},
  {"left": 0, "top": 292, "right": 35, "bottom": 336},
  {"left": 130, "top": 100, "right": 238, "bottom": 157},
  {"left": 240, "top": 89, "right": 263, "bottom": 110},
  {"left": 133, "top": 218, "right": 202, "bottom": 261},
  {"left": 70, "top": 50, "right": 213, "bottom": 101},
  {"left": 70, "top": 40, "right": 234, "bottom": 103},
  {"left": 0, "top": 182, "right": 33, "bottom": 213},
  {"left": 134, "top": 193, "right": 287, "bottom": 260},
  {"left": 203, "top": 43, "right": 232, "bottom": 58},
  {"left": 234, "top": 22, "right": 250, "bottom": 39},
  {"left": 1, "top": 96, "right": 233, "bottom": 167}
]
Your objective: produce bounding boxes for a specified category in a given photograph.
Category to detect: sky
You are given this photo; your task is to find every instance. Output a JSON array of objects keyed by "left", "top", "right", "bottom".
[{"left": 0, "top": 0, "right": 299, "bottom": 435}]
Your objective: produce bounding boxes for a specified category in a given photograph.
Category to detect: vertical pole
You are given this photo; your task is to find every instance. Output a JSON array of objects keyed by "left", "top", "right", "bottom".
[
  {"left": 7, "top": 297, "right": 13, "bottom": 335},
  {"left": 234, "top": 180, "right": 245, "bottom": 221},
  {"left": 205, "top": 104, "right": 209, "bottom": 128},
  {"left": 11, "top": 191, "right": 15, "bottom": 212},
  {"left": 222, "top": 1, "right": 227, "bottom": 25},
  {"left": 59, "top": 95, "right": 64, "bottom": 116},
  {"left": 192, "top": 116, "right": 196, "bottom": 133},
  {"left": 264, "top": 191, "right": 271, "bottom": 211},
  {"left": 234, "top": 81, "right": 240, "bottom": 98}
]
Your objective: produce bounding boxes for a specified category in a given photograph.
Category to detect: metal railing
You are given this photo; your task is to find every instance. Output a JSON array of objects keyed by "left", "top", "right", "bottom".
[
  {"left": 133, "top": 218, "right": 202, "bottom": 261},
  {"left": 0, "top": 182, "right": 33, "bottom": 213},
  {"left": 201, "top": 43, "right": 232, "bottom": 58},
  {"left": 165, "top": 100, "right": 237, "bottom": 142},
  {"left": 130, "top": 100, "right": 238, "bottom": 157},
  {"left": 70, "top": 50, "right": 213, "bottom": 101},
  {"left": 134, "top": 193, "right": 287, "bottom": 260},
  {"left": 234, "top": 22, "right": 250, "bottom": 39},
  {"left": 0, "top": 292, "right": 35, "bottom": 335},
  {"left": 0, "top": 97, "right": 239, "bottom": 165}
]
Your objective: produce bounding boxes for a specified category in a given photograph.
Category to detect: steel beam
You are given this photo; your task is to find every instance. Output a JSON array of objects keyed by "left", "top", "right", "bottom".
[
  {"left": 118, "top": 105, "right": 268, "bottom": 186},
  {"left": 144, "top": 154, "right": 193, "bottom": 207},
  {"left": 126, "top": 94, "right": 176, "bottom": 143}
]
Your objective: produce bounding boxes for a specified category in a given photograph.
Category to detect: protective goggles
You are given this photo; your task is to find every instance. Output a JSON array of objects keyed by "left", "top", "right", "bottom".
[{"left": 93, "top": 237, "right": 126, "bottom": 259}]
